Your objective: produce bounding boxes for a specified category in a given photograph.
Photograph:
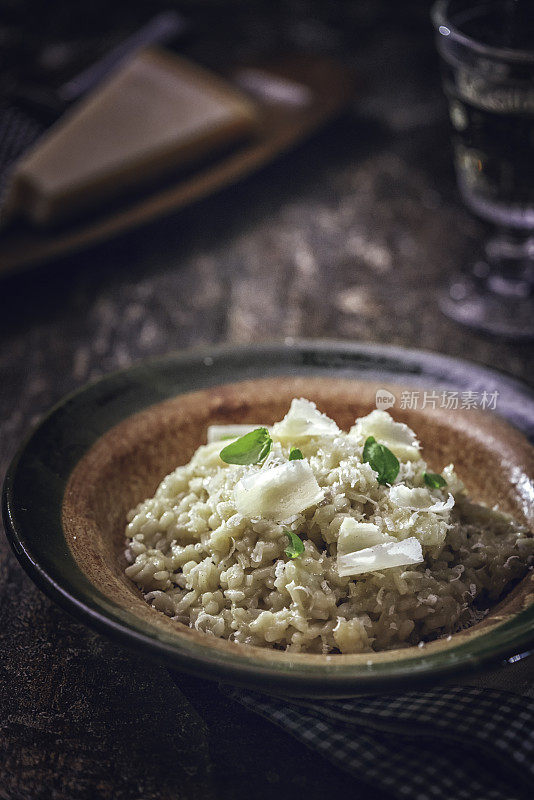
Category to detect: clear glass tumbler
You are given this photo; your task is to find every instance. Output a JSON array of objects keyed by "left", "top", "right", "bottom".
[{"left": 432, "top": 0, "right": 534, "bottom": 339}]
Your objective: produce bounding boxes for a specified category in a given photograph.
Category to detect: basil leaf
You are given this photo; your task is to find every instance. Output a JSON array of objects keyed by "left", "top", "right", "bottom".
[
  {"left": 423, "top": 472, "right": 447, "bottom": 489},
  {"left": 284, "top": 530, "right": 305, "bottom": 559},
  {"left": 289, "top": 447, "right": 304, "bottom": 461},
  {"left": 220, "top": 427, "right": 272, "bottom": 465},
  {"left": 362, "top": 436, "right": 400, "bottom": 485}
]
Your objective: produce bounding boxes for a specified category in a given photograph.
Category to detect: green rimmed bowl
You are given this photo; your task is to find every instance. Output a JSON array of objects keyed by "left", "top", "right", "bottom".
[{"left": 3, "top": 341, "right": 534, "bottom": 696}]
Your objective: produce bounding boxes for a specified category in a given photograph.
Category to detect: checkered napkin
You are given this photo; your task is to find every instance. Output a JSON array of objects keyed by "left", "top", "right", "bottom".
[{"left": 224, "top": 684, "right": 534, "bottom": 800}]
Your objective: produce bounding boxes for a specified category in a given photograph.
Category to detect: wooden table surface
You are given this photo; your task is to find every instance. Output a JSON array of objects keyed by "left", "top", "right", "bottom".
[{"left": 1, "top": 2, "right": 532, "bottom": 799}]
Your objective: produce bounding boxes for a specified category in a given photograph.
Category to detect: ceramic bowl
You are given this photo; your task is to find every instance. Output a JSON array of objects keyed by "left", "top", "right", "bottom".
[{"left": 3, "top": 341, "right": 534, "bottom": 696}]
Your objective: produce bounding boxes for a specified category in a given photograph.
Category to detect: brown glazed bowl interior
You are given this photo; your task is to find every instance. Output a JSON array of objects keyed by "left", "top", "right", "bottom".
[{"left": 4, "top": 342, "right": 534, "bottom": 696}]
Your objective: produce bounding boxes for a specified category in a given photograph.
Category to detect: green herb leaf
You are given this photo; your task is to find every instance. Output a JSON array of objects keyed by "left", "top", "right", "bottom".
[
  {"left": 284, "top": 530, "right": 305, "bottom": 559},
  {"left": 220, "top": 427, "right": 272, "bottom": 465},
  {"left": 362, "top": 436, "right": 400, "bottom": 485},
  {"left": 289, "top": 447, "right": 304, "bottom": 461},
  {"left": 423, "top": 472, "right": 447, "bottom": 489}
]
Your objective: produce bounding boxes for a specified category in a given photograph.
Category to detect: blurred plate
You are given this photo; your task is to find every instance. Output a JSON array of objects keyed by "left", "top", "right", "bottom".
[{"left": 0, "top": 55, "right": 352, "bottom": 275}]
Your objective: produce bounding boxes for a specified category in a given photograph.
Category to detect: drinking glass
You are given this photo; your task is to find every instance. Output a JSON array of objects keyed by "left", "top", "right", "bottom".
[{"left": 432, "top": 0, "right": 534, "bottom": 339}]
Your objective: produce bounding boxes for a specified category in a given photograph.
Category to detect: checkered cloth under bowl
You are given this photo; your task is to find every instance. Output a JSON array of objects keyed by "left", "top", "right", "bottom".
[{"left": 224, "top": 660, "right": 534, "bottom": 800}]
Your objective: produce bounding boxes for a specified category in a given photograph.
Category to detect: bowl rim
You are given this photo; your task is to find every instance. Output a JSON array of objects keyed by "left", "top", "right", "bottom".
[{"left": 3, "top": 339, "right": 534, "bottom": 696}]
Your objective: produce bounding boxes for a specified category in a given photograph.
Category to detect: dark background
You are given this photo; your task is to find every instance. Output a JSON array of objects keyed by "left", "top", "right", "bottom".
[{"left": 0, "top": 2, "right": 532, "bottom": 799}]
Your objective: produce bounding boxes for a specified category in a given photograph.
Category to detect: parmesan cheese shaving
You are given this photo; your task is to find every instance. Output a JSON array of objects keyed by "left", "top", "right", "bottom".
[
  {"left": 350, "top": 409, "right": 420, "bottom": 462},
  {"left": 389, "top": 485, "right": 455, "bottom": 513},
  {"left": 271, "top": 398, "right": 340, "bottom": 441},
  {"left": 234, "top": 460, "right": 324, "bottom": 521},
  {"left": 337, "top": 537, "right": 424, "bottom": 577},
  {"left": 190, "top": 440, "right": 227, "bottom": 466},
  {"left": 337, "top": 518, "right": 394, "bottom": 555}
]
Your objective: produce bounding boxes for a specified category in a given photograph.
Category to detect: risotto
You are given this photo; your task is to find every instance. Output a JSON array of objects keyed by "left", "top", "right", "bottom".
[{"left": 124, "top": 399, "right": 533, "bottom": 654}]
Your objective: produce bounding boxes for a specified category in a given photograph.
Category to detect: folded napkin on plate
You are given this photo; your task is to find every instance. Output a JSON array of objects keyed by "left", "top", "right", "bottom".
[{"left": 223, "top": 682, "right": 534, "bottom": 800}]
